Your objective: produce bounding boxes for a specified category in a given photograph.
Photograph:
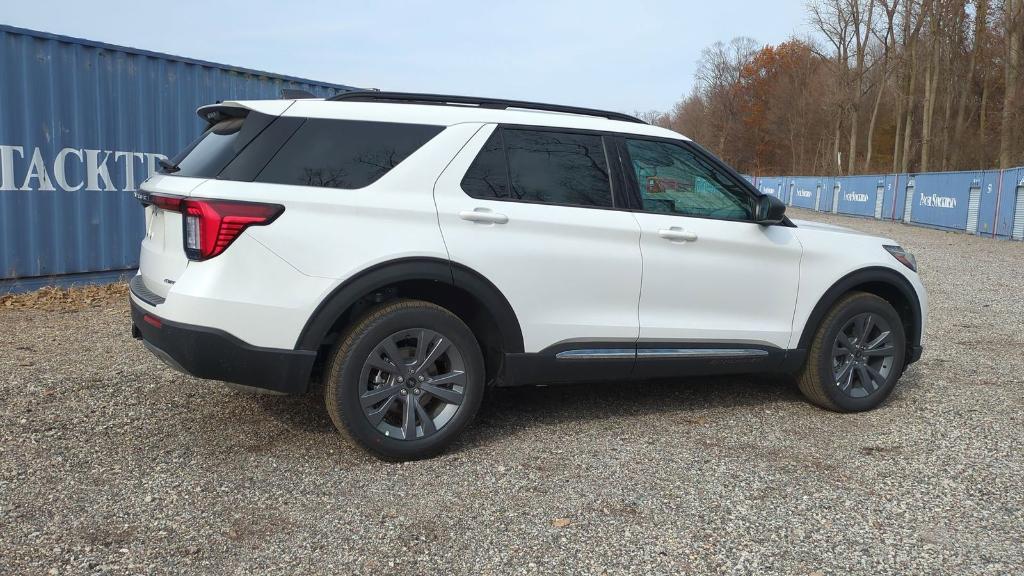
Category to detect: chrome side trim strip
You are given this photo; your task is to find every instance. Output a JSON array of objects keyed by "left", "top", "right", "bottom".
[
  {"left": 554, "top": 348, "right": 770, "bottom": 360},
  {"left": 636, "top": 348, "right": 769, "bottom": 359},
  {"left": 555, "top": 349, "right": 636, "bottom": 360}
]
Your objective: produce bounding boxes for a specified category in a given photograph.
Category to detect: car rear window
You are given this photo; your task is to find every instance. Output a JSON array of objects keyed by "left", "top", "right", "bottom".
[
  {"left": 165, "top": 114, "right": 442, "bottom": 188},
  {"left": 166, "top": 112, "right": 275, "bottom": 178},
  {"left": 253, "top": 119, "right": 444, "bottom": 189}
]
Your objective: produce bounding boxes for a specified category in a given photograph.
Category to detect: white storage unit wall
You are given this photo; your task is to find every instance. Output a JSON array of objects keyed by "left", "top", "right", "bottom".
[
  {"left": 1013, "top": 185, "right": 1024, "bottom": 240},
  {"left": 966, "top": 185, "right": 982, "bottom": 234}
]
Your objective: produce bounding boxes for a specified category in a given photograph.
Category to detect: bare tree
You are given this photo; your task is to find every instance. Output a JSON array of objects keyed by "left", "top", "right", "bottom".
[
  {"left": 810, "top": 0, "right": 876, "bottom": 173},
  {"left": 694, "top": 37, "right": 759, "bottom": 164},
  {"left": 866, "top": 0, "right": 900, "bottom": 171},
  {"left": 999, "top": 0, "right": 1023, "bottom": 168},
  {"left": 634, "top": 109, "right": 672, "bottom": 127}
]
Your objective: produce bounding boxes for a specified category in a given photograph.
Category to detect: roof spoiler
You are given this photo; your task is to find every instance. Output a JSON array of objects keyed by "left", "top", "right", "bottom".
[{"left": 195, "top": 103, "right": 250, "bottom": 125}]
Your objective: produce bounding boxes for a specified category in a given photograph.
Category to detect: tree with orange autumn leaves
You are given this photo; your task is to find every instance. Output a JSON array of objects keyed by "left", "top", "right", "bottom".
[{"left": 648, "top": 0, "right": 1023, "bottom": 177}]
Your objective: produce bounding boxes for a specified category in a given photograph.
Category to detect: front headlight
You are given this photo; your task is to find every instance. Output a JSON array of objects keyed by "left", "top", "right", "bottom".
[{"left": 884, "top": 245, "right": 917, "bottom": 272}]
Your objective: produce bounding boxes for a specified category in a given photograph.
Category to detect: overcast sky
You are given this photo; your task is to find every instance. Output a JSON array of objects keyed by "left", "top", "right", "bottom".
[{"left": 5, "top": 0, "right": 810, "bottom": 113}]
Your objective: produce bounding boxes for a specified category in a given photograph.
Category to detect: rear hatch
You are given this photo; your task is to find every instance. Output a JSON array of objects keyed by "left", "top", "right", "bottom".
[
  {"left": 135, "top": 101, "right": 294, "bottom": 300},
  {"left": 137, "top": 177, "right": 206, "bottom": 299}
]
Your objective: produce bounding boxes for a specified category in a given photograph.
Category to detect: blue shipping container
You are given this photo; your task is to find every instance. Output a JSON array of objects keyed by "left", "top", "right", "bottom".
[
  {"left": 878, "top": 173, "right": 907, "bottom": 221},
  {"left": 905, "top": 171, "right": 979, "bottom": 231},
  {"left": 976, "top": 168, "right": 1024, "bottom": 238},
  {"left": 834, "top": 175, "right": 883, "bottom": 217},
  {"left": 756, "top": 177, "right": 786, "bottom": 200},
  {"left": 756, "top": 168, "right": 1021, "bottom": 238},
  {"left": 788, "top": 176, "right": 822, "bottom": 210},
  {"left": 0, "top": 25, "right": 357, "bottom": 283}
]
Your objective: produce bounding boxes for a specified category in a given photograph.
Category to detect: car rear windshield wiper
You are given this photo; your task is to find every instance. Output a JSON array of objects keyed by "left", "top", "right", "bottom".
[{"left": 158, "top": 157, "right": 180, "bottom": 174}]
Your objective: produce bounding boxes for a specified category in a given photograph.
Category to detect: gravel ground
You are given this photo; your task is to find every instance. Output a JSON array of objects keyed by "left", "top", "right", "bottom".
[{"left": 2, "top": 210, "right": 1022, "bottom": 576}]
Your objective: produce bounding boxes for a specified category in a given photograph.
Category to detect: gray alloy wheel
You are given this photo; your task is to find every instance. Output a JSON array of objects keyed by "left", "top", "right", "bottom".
[
  {"left": 831, "top": 312, "right": 896, "bottom": 399},
  {"left": 358, "top": 328, "right": 467, "bottom": 441}
]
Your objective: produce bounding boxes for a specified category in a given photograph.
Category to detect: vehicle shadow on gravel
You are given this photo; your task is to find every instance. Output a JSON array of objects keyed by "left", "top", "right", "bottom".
[
  {"left": 231, "top": 375, "right": 805, "bottom": 452},
  {"left": 242, "top": 390, "right": 336, "bottom": 433},
  {"left": 477, "top": 375, "right": 801, "bottom": 422}
]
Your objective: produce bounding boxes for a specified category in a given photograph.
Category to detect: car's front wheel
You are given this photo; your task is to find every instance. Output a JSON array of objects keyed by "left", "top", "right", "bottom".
[
  {"left": 798, "top": 291, "right": 907, "bottom": 412},
  {"left": 324, "top": 299, "right": 485, "bottom": 460}
]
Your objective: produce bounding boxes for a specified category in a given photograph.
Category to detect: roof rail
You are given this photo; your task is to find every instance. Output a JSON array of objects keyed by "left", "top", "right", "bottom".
[{"left": 327, "top": 91, "right": 646, "bottom": 124}]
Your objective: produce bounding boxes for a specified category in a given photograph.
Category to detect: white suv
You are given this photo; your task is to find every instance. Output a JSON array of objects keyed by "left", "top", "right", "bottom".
[{"left": 130, "top": 92, "right": 926, "bottom": 460}]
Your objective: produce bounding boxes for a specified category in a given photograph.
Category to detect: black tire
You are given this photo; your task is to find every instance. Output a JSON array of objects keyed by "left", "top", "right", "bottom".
[
  {"left": 797, "top": 291, "right": 907, "bottom": 412},
  {"left": 324, "top": 299, "right": 485, "bottom": 460}
]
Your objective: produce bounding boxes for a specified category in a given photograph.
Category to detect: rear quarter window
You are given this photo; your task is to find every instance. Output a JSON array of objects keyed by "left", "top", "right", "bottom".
[{"left": 254, "top": 119, "right": 444, "bottom": 189}]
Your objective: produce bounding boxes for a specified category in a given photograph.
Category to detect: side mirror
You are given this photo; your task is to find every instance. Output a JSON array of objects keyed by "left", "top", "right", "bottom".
[{"left": 755, "top": 194, "right": 787, "bottom": 225}]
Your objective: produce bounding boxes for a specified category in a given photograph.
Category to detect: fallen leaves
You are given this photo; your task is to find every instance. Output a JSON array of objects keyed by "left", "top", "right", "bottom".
[{"left": 0, "top": 282, "right": 129, "bottom": 312}]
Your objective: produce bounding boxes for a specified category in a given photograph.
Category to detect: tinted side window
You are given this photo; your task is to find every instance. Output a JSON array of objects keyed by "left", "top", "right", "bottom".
[
  {"left": 461, "top": 130, "right": 509, "bottom": 199},
  {"left": 256, "top": 119, "right": 443, "bottom": 189},
  {"left": 168, "top": 112, "right": 275, "bottom": 178},
  {"left": 503, "top": 129, "right": 613, "bottom": 208},
  {"left": 625, "top": 139, "right": 752, "bottom": 220}
]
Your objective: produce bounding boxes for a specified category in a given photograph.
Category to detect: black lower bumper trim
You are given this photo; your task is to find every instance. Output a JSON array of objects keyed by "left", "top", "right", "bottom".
[
  {"left": 130, "top": 300, "right": 315, "bottom": 394},
  {"left": 909, "top": 345, "right": 924, "bottom": 364},
  {"left": 129, "top": 275, "right": 165, "bottom": 306}
]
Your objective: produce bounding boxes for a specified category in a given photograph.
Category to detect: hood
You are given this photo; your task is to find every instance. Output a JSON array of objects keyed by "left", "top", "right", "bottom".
[{"left": 790, "top": 218, "right": 868, "bottom": 236}]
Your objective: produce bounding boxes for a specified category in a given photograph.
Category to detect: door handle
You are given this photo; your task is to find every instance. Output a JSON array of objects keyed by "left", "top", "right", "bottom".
[
  {"left": 459, "top": 209, "right": 508, "bottom": 224},
  {"left": 658, "top": 227, "right": 698, "bottom": 242}
]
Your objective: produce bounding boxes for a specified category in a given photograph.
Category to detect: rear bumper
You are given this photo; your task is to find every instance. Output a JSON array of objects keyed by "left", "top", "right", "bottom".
[{"left": 130, "top": 299, "right": 316, "bottom": 394}]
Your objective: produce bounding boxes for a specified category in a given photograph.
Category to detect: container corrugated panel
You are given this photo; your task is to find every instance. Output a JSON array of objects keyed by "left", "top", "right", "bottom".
[
  {"left": 880, "top": 173, "right": 908, "bottom": 221},
  {"left": 904, "top": 171, "right": 980, "bottom": 231},
  {"left": 996, "top": 168, "right": 1024, "bottom": 238},
  {"left": 756, "top": 177, "right": 784, "bottom": 199},
  {"left": 819, "top": 177, "right": 835, "bottom": 212},
  {"left": 788, "top": 177, "right": 820, "bottom": 210},
  {"left": 976, "top": 170, "right": 1003, "bottom": 236},
  {"left": 0, "top": 25, "right": 357, "bottom": 281},
  {"left": 834, "top": 175, "right": 882, "bottom": 217}
]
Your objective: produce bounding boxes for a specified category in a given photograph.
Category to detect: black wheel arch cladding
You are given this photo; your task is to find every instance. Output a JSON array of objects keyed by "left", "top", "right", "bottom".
[
  {"left": 295, "top": 257, "right": 525, "bottom": 355},
  {"left": 798, "top": 266, "right": 922, "bottom": 355}
]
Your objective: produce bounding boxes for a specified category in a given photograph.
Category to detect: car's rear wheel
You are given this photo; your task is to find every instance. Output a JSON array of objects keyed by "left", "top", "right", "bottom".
[
  {"left": 324, "top": 299, "right": 484, "bottom": 460},
  {"left": 798, "top": 292, "right": 906, "bottom": 412}
]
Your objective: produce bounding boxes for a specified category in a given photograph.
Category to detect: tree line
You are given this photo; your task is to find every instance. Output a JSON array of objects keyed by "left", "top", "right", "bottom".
[{"left": 641, "top": 0, "right": 1023, "bottom": 177}]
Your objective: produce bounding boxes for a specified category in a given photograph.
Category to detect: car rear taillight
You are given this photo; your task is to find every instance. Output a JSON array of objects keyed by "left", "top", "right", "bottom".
[
  {"left": 181, "top": 199, "right": 283, "bottom": 261},
  {"left": 144, "top": 193, "right": 283, "bottom": 261},
  {"left": 148, "top": 194, "right": 183, "bottom": 211}
]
